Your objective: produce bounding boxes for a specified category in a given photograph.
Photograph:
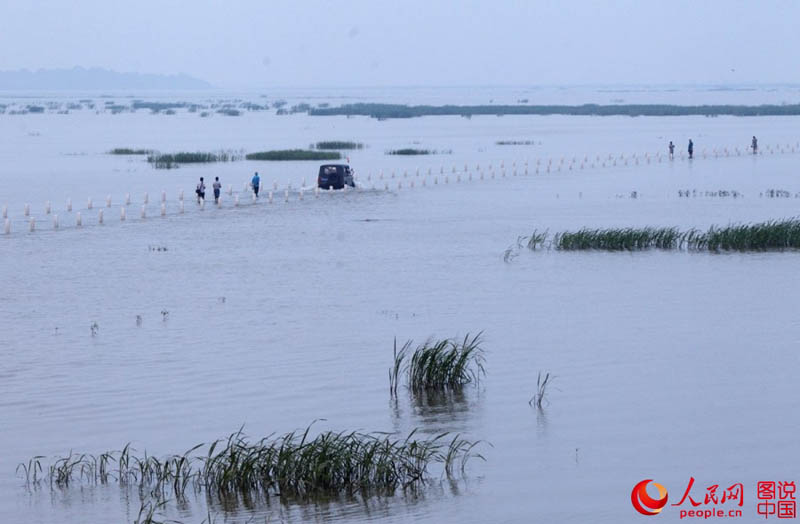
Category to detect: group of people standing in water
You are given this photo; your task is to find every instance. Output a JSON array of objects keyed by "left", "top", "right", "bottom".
[
  {"left": 195, "top": 172, "right": 262, "bottom": 203},
  {"left": 668, "top": 136, "right": 758, "bottom": 160}
]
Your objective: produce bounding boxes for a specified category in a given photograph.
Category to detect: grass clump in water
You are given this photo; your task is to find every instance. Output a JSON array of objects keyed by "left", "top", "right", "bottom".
[
  {"left": 699, "top": 219, "right": 800, "bottom": 251},
  {"left": 21, "top": 426, "right": 483, "bottom": 499},
  {"left": 147, "top": 151, "right": 240, "bottom": 169},
  {"left": 496, "top": 140, "right": 536, "bottom": 145},
  {"left": 386, "top": 148, "right": 433, "bottom": 155},
  {"left": 521, "top": 218, "right": 800, "bottom": 252},
  {"left": 314, "top": 141, "right": 363, "bottom": 150},
  {"left": 529, "top": 371, "right": 554, "bottom": 409},
  {"left": 245, "top": 150, "right": 341, "bottom": 161},
  {"left": 554, "top": 227, "right": 683, "bottom": 251},
  {"left": 391, "top": 333, "right": 486, "bottom": 394},
  {"left": 109, "top": 148, "right": 150, "bottom": 155}
]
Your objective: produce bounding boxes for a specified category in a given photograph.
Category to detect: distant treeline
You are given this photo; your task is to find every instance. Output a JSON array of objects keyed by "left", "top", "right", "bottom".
[{"left": 307, "top": 103, "right": 800, "bottom": 119}]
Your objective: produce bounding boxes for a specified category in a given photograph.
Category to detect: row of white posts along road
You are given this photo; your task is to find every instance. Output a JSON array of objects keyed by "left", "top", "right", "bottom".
[{"left": 4, "top": 141, "right": 799, "bottom": 235}]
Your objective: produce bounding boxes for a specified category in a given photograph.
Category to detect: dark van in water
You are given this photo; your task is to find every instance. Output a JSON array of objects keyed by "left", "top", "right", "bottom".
[{"left": 318, "top": 164, "right": 355, "bottom": 190}]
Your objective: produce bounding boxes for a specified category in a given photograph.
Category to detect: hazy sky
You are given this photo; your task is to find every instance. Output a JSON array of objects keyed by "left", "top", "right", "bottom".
[{"left": 1, "top": 0, "right": 798, "bottom": 88}]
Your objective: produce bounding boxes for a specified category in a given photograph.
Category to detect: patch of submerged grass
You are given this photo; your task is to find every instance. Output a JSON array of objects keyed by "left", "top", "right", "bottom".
[
  {"left": 496, "top": 140, "right": 536, "bottom": 145},
  {"left": 391, "top": 333, "right": 485, "bottom": 394},
  {"left": 22, "top": 426, "right": 483, "bottom": 499},
  {"left": 245, "top": 149, "right": 341, "bottom": 161},
  {"left": 314, "top": 141, "right": 363, "bottom": 150},
  {"left": 554, "top": 227, "right": 683, "bottom": 251},
  {"left": 147, "top": 151, "right": 241, "bottom": 169},
  {"left": 132, "top": 101, "right": 186, "bottom": 112},
  {"left": 701, "top": 219, "right": 800, "bottom": 251},
  {"left": 386, "top": 148, "right": 433, "bottom": 155},
  {"left": 109, "top": 148, "right": 150, "bottom": 155},
  {"left": 522, "top": 218, "right": 800, "bottom": 252}
]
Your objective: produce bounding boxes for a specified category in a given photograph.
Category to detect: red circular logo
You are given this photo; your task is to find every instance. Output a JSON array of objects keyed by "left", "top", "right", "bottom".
[{"left": 632, "top": 479, "right": 669, "bottom": 516}]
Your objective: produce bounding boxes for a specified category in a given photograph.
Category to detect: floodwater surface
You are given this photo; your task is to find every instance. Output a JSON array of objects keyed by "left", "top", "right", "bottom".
[{"left": 1, "top": 86, "right": 800, "bottom": 523}]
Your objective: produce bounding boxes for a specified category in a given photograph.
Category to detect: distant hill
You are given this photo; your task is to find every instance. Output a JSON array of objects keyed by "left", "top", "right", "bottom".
[{"left": 0, "top": 67, "right": 212, "bottom": 90}]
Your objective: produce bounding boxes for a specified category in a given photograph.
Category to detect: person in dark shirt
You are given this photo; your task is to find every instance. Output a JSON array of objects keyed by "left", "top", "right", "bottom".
[{"left": 196, "top": 177, "right": 206, "bottom": 202}]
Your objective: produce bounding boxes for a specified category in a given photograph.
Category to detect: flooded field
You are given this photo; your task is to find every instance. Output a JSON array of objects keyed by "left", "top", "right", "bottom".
[{"left": 2, "top": 86, "right": 800, "bottom": 523}]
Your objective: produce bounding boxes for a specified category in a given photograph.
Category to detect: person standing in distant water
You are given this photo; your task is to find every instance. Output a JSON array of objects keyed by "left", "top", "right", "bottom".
[
  {"left": 751, "top": 136, "right": 758, "bottom": 155},
  {"left": 251, "top": 172, "right": 261, "bottom": 197},
  {"left": 688, "top": 139, "right": 694, "bottom": 159},
  {"left": 196, "top": 177, "right": 206, "bottom": 203},
  {"left": 213, "top": 176, "right": 222, "bottom": 204},
  {"left": 668, "top": 141, "right": 675, "bottom": 159}
]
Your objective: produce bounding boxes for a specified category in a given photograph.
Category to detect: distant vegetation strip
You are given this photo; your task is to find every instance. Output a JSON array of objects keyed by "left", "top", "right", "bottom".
[
  {"left": 386, "top": 148, "right": 433, "bottom": 155},
  {"left": 523, "top": 218, "right": 800, "bottom": 252},
  {"left": 122, "top": 148, "right": 343, "bottom": 166},
  {"left": 314, "top": 141, "right": 363, "bottom": 150},
  {"left": 109, "top": 148, "right": 150, "bottom": 155},
  {"left": 308, "top": 103, "right": 800, "bottom": 119},
  {"left": 496, "top": 140, "right": 536, "bottom": 146},
  {"left": 246, "top": 149, "right": 341, "bottom": 161}
]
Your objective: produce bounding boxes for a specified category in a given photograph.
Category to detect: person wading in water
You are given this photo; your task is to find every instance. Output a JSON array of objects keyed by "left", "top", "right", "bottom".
[
  {"left": 213, "top": 177, "right": 222, "bottom": 203},
  {"left": 196, "top": 177, "right": 206, "bottom": 202}
]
